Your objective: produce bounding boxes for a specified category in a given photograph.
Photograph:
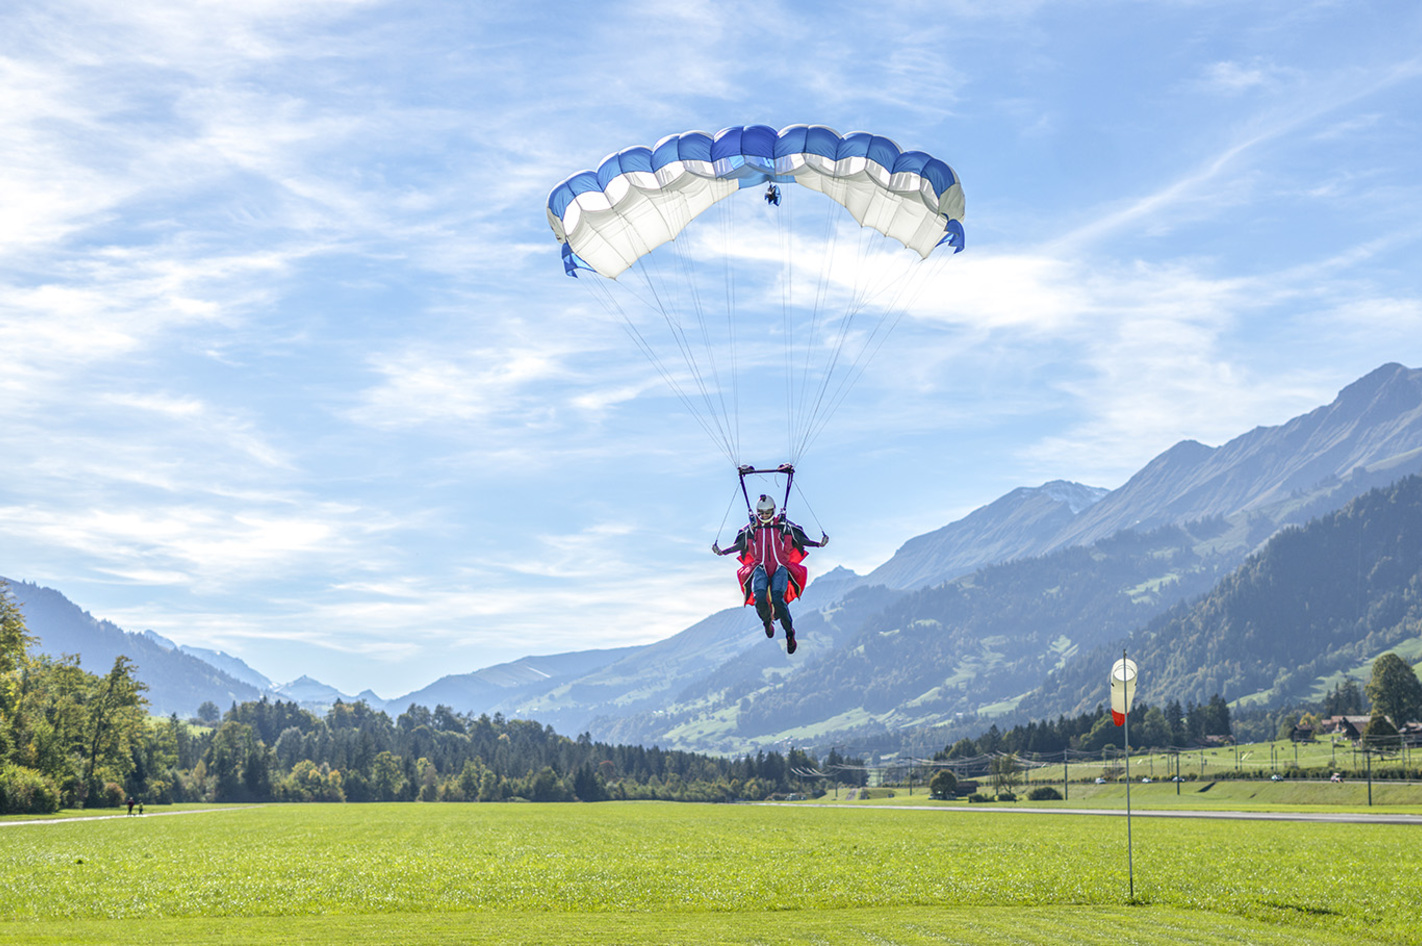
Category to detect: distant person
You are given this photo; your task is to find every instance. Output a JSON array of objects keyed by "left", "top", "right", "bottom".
[
  {"left": 126, "top": 797, "right": 135, "bottom": 816},
  {"left": 713, "top": 494, "right": 827, "bottom": 654}
]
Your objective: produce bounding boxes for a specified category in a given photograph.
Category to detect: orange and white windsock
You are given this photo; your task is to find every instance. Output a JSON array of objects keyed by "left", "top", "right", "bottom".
[{"left": 1110, "top": 657, "right": 1138, "bottom": 727}]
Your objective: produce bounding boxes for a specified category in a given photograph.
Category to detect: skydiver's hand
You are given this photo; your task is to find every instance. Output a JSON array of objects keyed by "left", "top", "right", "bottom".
[
  {"left": 712, "top": 541, "right": 722, "bottom": 556},
  {"left": 819, "top": 532, "right": 829, "bottom": 547}
]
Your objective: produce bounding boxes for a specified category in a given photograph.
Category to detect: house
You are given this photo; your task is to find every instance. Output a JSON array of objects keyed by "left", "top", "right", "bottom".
[
  {"left": 1320, "top": 716, "right": 1371, "bottom": 741},
  {"left": 1401, "top": 722, "right": 1422, "bottom": 749}
]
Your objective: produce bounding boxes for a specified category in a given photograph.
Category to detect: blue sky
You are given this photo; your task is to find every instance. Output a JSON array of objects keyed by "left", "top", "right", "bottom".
[{"left": 3, "top": 1, "right": 1420, "bottom": 698}]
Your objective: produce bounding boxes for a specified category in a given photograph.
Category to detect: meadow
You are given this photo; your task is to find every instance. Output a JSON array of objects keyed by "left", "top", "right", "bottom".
[{"left": 2, "top": 800, "right": 1418, "bottom": 945}]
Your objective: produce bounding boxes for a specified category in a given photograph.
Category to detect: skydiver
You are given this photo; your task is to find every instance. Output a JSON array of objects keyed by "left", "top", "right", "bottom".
[
  {"left": 764, "top": 184, "right": 781, "bottom": 206},
  {"left": 712, "top": 494, "right": 827, "bottom": 654}
]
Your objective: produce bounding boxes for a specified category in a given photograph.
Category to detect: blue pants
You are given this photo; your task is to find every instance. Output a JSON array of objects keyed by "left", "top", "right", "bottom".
[{"left": 751, "top": 565, "right": 793, "bottom": 631}]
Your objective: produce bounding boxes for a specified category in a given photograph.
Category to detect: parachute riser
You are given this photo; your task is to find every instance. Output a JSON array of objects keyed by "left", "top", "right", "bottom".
[{"left": 738, "top": 463, "right": 795, "bottom": 520}]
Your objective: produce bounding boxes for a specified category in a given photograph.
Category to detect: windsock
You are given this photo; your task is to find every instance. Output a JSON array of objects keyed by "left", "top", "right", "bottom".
[{"left": 1110, "top": 657, "right": 1138, "bottom": 727}]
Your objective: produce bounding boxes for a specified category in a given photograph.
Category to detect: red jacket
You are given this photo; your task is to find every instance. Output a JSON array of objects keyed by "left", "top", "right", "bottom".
[{"left": 727, "top": 517, "right": 812, "bottom": 605}]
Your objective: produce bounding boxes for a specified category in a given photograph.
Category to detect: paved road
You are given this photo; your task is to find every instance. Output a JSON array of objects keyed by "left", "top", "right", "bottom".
[
  {"left": 0, "top": 806, "right": 262, "bottom": 827},
  {"left": 808, "top": 802, "right": 1422, "bottom": 825}
]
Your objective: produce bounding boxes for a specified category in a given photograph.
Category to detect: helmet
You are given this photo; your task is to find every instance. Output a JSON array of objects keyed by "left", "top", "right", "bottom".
[{"left": 755, "top": 494, "right": 777, "bottom": 523}]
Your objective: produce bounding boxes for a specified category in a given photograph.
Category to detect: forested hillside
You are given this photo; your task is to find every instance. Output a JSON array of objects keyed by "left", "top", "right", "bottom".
[{"left": 1025, "top": 474, "right": 1422, "bottom": 717}]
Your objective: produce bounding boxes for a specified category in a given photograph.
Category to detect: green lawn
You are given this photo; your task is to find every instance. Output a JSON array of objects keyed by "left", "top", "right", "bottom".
[{"left": 2, "top": 801, "right": 1416, "bottom": 945}]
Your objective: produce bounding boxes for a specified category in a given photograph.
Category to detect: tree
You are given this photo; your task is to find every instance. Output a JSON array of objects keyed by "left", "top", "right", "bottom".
[
  {"left": 0, "top": 582, "right": 35, "bottom": 676},
  {"left": 196, "top": 701, "right": 221, "bottom": 725},
  {"left": 1363, "top": 711, "right": 1400, "bottom": 754},
  {"left": 207, "top": 721, "right": 262, "bottom": 801},
  {"left": 928, "top": 769, "right": 958, "bottom": 800},
  {"left": 990, "top": 753, "right": 1021, "bottom": 794},
  {"left": 1323, "top": 678, "right": 1364, "bottom": 716},
  {"left": 83, "top": 656, "right": 149, "bottom": 801},
  {"left": 1365, "top": 653, "right": 1422, "bottom": 726}
]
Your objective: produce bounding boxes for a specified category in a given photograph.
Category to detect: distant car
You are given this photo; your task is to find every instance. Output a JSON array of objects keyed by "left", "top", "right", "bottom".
[
  {"left": 1171, "top": 776, "right": 1183, "bottom": 782},
  {"left": 1330, "top": 773, "right": 1343, "bottom": 783},
  {"left": 1270, "top": 774, "right": 1284, "bottom": 781},
  {"left": 1140, "top": 777, "right": 1151, "bottom": 783}
]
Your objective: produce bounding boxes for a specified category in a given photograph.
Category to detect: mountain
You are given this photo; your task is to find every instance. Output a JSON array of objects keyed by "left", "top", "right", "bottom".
[
  {"left": 141, "top": 629, "right": 274, "bottom": 690},
  {"left": 5, "top": 579, "right": 264, "bottom": 715},
  {"left": 9, "top": 363, "right": 1422, "bottom": 753},
  {"left": 1046, "top": 363, "right": 1422, "bottom": 549},
  {"left": 597, "top": 520, "right": 1237, "bottom": 752},
  {"left": 480, "top": 364, "right": 1422, "bottom": 746},
  {"left": 1024, "top": 472, "right": 1422, "bottom": 719},
  {"left": 865, "top": 481, "right": 1109, "bottom": 590},
  {"left": 385, "top": 646, "right": 642, "bottom": 719}
]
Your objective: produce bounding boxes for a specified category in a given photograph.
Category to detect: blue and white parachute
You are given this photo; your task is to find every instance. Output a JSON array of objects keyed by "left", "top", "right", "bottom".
[
  {"left": 548, "top": 124, "right": 964, "bottom": 279},
  {"left": 546, "top": 124, "right": 966, "bottom": 469}
]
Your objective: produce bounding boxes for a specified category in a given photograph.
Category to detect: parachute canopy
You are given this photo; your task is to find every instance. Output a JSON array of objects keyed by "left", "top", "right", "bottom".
[
  {"left": 548, "top": 124, "right": 965, "bottom": 279},
  {"left": 545, "top": 124, "right": 965, "bottom": 470}
]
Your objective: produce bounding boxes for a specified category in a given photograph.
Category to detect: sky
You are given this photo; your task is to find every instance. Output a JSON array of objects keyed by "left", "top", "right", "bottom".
[{"left": 3, "top": 0, "right": 1421, "bottom": 698}]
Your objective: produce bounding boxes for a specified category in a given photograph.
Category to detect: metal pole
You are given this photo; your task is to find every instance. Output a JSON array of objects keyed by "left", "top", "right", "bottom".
[
  {"left": 1125, "top": 699, "right": 1134, "bottom": 901},
  {"left": 1063, "top": 753, "right": 1069, "bottom": 800},
  {"left": 1367, "top": 748, "right": 1373, "bottom": 806}
]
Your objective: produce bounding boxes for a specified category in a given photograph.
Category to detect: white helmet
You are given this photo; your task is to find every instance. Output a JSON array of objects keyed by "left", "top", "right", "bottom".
[{"left": 755, "top": 494, "right": 777, "bottom": 523}]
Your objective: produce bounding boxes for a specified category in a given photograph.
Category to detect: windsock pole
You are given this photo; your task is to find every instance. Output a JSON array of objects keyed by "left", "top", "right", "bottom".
[
  {"left": 1111, "top": 649, "right": 1139, "bottom": 902},
  {"left": 1124, "top": 672, "right": 1134, "bottom": 901}
]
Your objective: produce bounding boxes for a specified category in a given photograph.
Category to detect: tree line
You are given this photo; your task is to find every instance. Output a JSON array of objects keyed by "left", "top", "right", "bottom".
[
  {"left": 2, "top": 582, "right": 856, "bottom": 812},
  {"left": 935, "top": 694, "right": 1234, "bottom": 762}
]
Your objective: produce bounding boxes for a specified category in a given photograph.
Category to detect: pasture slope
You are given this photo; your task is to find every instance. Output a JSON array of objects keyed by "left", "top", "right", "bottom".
[{"left": 0, "top": 801, "right": 1415, "bottom": 946}]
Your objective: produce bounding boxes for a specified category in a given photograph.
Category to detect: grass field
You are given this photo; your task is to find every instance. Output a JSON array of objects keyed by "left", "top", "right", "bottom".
[{"left": 2, "top": 801, "right": 1418, "bottom": 945}]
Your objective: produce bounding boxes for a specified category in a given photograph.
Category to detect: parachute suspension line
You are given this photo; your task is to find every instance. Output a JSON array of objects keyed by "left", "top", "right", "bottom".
[
  {"left": 788, "top": 195, "right": 862, "bottom": 463},
  {"left": 792, "top": 249, "right": 955, "bottom": 459},
  {"left": 795, "top": 222, "right": 893, "bottom": 455},
  {"left": 663, "top": 195, "right": 741, "bottom": 466},
  {"left": 665, "top": 187, "right": 740, "bottom": 464},
  {"left": 585, "top": 275, "right": 737, "bottom": 464},
  {"left": 785, "top": 191, "right": 843, "bottom": 466},
  {"left": 791, "top": 478, "right": 826, "bottom": 536},
  {"left": 715, "top": 197, "right": 742, "bottom": 466},
  {"left": 629, "top": 229, "right": 740, "bottom": 464},
  {"left": 613, "top": 227, "right": 742, "bottom": 465},
  {"left": 714, "top": 479, "right": 742, "bottom": 545},
  {"left": 776, "top": 185, "right": 798, "bottom": 466}
]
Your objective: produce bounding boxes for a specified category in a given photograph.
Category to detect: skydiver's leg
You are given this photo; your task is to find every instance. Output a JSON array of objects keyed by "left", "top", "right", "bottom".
[
  {"left": 769, "top": 566, "right": 797, "bottom": 653},
  {"left": 770, "top": 566, "right": 793, "bottom": 632},
  {"left": 750, "top": 566, "right": 774, "bottom": 635}
]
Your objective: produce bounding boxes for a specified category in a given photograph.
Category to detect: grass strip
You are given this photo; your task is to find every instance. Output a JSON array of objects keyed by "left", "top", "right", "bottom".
[{"left": 0, "top": 905, "right": 1380, "bottom": 946}]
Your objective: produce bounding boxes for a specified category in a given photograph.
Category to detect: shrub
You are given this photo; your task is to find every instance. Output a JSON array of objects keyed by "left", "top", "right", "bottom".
[
  {"left": 1027, "top": 786, "right": 1063, "bottom": 801},
  {"left": 967, "top": 792, "right": 994, "bottom": 803},
  {"left": 0, "top": 764, "right": 61, "bottom": 814},
  {"left": 97, "top": 782, "right": 126, "bottom": 808},
  {"left": 996, "top": 791, "right": 1017, "bottom": 802}
]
